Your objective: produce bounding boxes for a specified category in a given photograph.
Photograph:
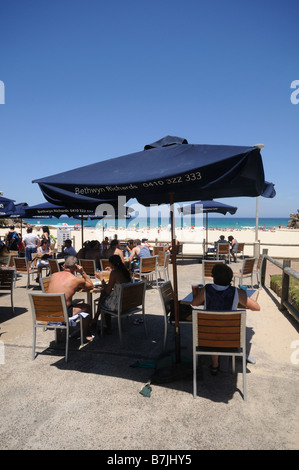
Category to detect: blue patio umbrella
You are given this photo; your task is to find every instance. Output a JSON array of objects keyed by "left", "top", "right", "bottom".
[
  {"left": 0, "top": 196, "right": 17, "bottom": 217},
  {"left": 24, "top": 201, "right": 132, "bottom": 246},
  {"left": 178, "top": 199, "right": 238, "bottom": 246},
  {"left": 33, "top": 136, "right": 266, "bottom": 207},
  {"left": 33, "top": 136, "right": 274, "bottom": 363}
]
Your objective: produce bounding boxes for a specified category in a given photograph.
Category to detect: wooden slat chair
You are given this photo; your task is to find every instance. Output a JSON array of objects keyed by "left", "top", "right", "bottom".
[
  {"left": 0, "top": 269, "right": 15, "bottom": 313},
  {"left": 40, "top": 276, "right": 51, "bottom": 293},
  {"left": 79, "top": 259, "right": 96, "bottom": 277},
  {"left": 158, "top": 280, "right": 174, "bottom": 352},
  {"left": 192, "top": 309, "right": 247, "bottom": 400},
  {"left": 253, "top": 254, "right": 264, "bottom": 287},
  {"left": 236, "top": 243, "right": 245, "bottom": 259},
  {"left": 13, "top": 257, "right": 38, "bottom": 289},
  {"left": 133, "top": 256, "right": 158, "bottom": 288},
  {"left": 28, "top": 292, "right": 84, "bottom": 362},
  {"left": 48, "top": 259, "right": 60, "bottom": 275},
  {"left": 6, "top": 253, "right": 18, "bottom": 269},
  {"left": 100, "top": 281, "right": 147, "bottom": 345},
  {"left": 157, "top": 252, "right": 170, "bottom": 282},
  {"left": 100, "top": 259, "right": 110, "bottom": 271},
  {"left": 153, "top": 246, "right": 166, "bottom": 256},
  {"left": 216, "top": 243, "right": 231, "bottom": 263},
  {"left": 202, "top": 260, "right": 225, "bottom": 284},
  {"left": 233, "top": 257, "right": 256, "bottom": 287}
]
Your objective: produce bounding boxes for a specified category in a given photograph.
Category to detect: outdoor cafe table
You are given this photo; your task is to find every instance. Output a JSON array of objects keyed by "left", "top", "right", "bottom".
[
  {"left": 77, "top": 279, "right": 104, "bottom": 318},
  {"left": 180, "top": 288, "right": 257, "bottom": 307}
]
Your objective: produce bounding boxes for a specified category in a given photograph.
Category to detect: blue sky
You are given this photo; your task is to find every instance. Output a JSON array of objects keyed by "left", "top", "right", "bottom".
[{"left": 0, "top": 0, "right": 298, "bottom": 218}]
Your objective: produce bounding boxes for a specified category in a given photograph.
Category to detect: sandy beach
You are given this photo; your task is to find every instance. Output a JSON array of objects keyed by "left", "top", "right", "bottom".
[{"left": 1, "top": 224, "right": 298, "bottom": 259}]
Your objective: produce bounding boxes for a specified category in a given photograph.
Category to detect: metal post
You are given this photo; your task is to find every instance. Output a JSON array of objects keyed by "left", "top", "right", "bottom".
[
  {"left": 261, "top": 249, "right": 268, "bottom": 286},
  {"left": 169, "top": 192, "right": 181, "bottom": 363},
  {"left": 280, "top": 259, "right": 291, "bottom": 311}
]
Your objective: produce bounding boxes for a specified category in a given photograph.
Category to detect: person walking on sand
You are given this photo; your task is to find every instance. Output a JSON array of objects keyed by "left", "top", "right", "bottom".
[
  {"left": 47, "top": 256, "right": 94, "bottom": 342},
  {"left": 228, "top": 235, "right": 238, "bottom": 262}
]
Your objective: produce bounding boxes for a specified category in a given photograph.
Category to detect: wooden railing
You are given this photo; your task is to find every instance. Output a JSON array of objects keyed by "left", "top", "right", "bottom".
[{"left": 261, "top": 249, "right": 299, "bottom": 322}]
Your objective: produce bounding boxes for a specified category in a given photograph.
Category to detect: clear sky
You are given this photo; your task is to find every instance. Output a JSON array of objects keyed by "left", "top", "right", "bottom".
[{"left": 0, "top": 0, "right": 298, "bottom": 219}]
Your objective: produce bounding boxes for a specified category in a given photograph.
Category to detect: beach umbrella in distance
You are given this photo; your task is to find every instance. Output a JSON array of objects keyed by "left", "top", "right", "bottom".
[
  {"left": 24, "top": 201, "right": 132, "bottom": 246},
  {"left": 178, "top": 200, "right": 238, "bottom": 245},
  {"left": 0, "top": 200, "right": 28, "bottom": 236},
  {"left": 33, "top": 135, "right": 272, "bottom": 365},
  {"left": 0, "top": 196, "right": 17, "bottom": 217}
]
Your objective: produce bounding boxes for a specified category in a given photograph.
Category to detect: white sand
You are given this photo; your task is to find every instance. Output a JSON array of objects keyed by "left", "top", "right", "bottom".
[{"left": 1, "top": 224, "right": 299, "bottom": 259}]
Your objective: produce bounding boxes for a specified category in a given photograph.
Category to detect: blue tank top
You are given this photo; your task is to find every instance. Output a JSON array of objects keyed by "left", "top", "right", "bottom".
[
  {"left": 138, "top": 246, "right": 151, "bottom": 258},
  {"left": 205, "top": 284, "right": 237, "bottom": 311}
]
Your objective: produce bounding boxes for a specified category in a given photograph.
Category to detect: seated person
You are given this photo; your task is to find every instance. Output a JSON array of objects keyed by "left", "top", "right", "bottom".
[
  {"left": 36, "top": 239, "right": 53, "bottom": 281},
  {"left": 57, "top": 239, "right": 77, "bottom": 259},
  {"left": 142, "top": 238, "right": 152, "bottom": 250},
  {"left": 92, "top": 255, "right": 131, "bottom": 333},
  {"left": 129, "top": 239, "right": 151, "bottom": 270},
  {"left": 215, "top": 235, "right": 227, "bottom": 244},
  {"left": 101, "top": 236, "right": 109, "bottom": 257},
  {"left": 192, "top": 263, "right": 260, "bottom": 375},
  {"left": 211, "top": 234, "right": 228, "bottom": 254},
  {"left": 76, "top": 241, "right": 89, "bottom": 261},
  {"left": 125, "top": 239, "right": 134, "bottom": 256},
  {"left": 47, "top": 256, "right": 94, "bottom": 342},
  {"left": 84, "top": 239, "right": 101, "bottom": 269},
  {"left": 105, "top": 239, "right": 124, "bottom": 263}
]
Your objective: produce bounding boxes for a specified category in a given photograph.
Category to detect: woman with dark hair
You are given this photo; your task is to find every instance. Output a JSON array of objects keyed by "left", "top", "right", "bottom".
[
  {"left": 92, "top": 255, "right": 131, "bottom": 332},
  {"left": 192, "top": 263, "right": 260, "bottom": 375}
]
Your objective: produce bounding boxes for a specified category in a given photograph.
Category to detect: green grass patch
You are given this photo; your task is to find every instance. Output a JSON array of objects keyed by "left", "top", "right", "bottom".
[{"left": 270, "top": 274, "right": 299, "bottom": 310}]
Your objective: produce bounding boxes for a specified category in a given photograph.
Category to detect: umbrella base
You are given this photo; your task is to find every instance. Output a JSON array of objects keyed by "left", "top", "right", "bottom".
[{"left": 150, "top": 353, "right": 193, "bottom": 384}]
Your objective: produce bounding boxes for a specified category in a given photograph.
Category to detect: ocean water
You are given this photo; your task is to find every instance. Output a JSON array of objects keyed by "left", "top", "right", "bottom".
[{"left": 23, "top": 216, "right": 290, "bottom": 230}]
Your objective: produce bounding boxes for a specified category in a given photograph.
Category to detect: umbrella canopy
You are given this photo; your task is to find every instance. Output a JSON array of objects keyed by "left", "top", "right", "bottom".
[
  {"left": 33, "top": 136, "right": 266, "bottom": 207},
  {"left": 179, "top": 199, "right": 238, "bottom": 216},
  {"left": 0, "top": 196, "right": 16, "bottom": 217},
  {"left": 178, "top": 199, "right": 238, "bottom": 246},
  {"left": 24, "top": 201, "right": 132, "bottom": 246},
  {"left": 32, "top": 136, "right": 272, "bottom": 363},
  {"left": 24, "top": 202, "right": 99, "bottom": 219}
]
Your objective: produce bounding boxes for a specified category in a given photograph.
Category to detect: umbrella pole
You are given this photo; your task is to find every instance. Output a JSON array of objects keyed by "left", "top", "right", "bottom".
[
  {"left": 169, "top": 193, "right": 181, "bottom": 363},
  {"left": 81, "top": 215, "right": 84, "bottom": 247}
]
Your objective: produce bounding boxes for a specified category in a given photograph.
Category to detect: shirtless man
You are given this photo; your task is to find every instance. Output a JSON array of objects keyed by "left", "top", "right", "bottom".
[{"left": 47, "top": 256, "right": 94, "bottom": 342}]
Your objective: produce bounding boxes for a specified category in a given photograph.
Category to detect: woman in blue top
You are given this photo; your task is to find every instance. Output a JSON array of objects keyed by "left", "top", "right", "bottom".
[{"left": 192, "top": 263, "right": 260, "bottom": 375}]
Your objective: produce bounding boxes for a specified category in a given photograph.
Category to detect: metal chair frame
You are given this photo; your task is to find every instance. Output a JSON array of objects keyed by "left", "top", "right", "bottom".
[
  {"left": 100, "top": 281, "right": 147, "bottom": 345},
  {"left": 192, "top": 308, "right": 247, "bottom": 400},
  {"left": 28, "top": 292, "right": 83, "bottom": 362}
]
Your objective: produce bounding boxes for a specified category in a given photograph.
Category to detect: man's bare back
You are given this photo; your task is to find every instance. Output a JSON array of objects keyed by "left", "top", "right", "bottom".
[
  {"left": 48, "top": 270, "right": 86, "bottom": 307},
  {"left": 47, "top": 257, "right": 94, "bottom": 341}
]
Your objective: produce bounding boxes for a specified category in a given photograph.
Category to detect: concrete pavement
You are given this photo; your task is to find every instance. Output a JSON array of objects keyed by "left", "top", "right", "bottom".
[{"left": 0, "top": 259, "right": 298, "bottom": 450}]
